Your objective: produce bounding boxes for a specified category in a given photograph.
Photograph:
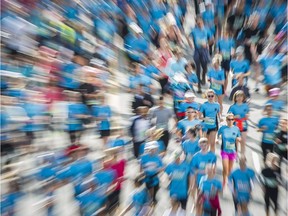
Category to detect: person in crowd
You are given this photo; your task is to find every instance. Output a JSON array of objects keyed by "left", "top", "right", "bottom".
[
  {"left": 92, "top": 94, "right": 112, "bottom": 145},
  {"left": 217, "top": 113, "right": 241, "bottom": 186},
  {"left": 178, "top": 91, "right": 200, "bottom": 119},
  {"left": 228, "top": 90, "right": 250, "bottom": 154},
  {"left": 199, "top": 89, "right": 220, "bottom": 152},
  {"left": 181, "top": 127, "right": 201, "bottom": 165},
  {"left": 184, "top": 62, "right": 199, "bottom": 92},
  {"left": 265, "top": 88, "right": 285, "bottom": 119},
  {"left": 140, "top": 141, "right": 163, "bottom": 205},
  {"left": 259, "top": 153, "right": 282, "bottom": 216},
  {"left": 229, "top": 76, "right": 251, "bottom": 101},
  {"left": 177, "top": 106, "right": 203, "bottom": 139},
  {"left": 229, "top": 156, "right": 255, "bottom": 216},
  {"left": 130, "top": 106, "right": 151, "bottom": 158},
  {"left": 202, "top": 2, "right": 216, "bottom": 54},
  {"left": 149, "top": 96, "right": 176, "bottom": 150},
  {"left": 216, "top": 30, "right": 235, "bottom": 92},
  {"left": 165, "top": 149, "right": 191, "bottom": 210},
  {"left": 132, "top": 84, "right": 154, "bottom": 112},
  {"left": 257, "top": 104, "right": 279, "bottom": 162},
  {"left": 207, "top": 55, "right": 225, "bottom": 115},
  {"left": 230, "top": 46, "right": 251, "bottom": 88},
  {"left": 227, "top": 1, "right": 247, "bottom": 39},
  {"left": 198, "top": 164, "right": 222, "bottom": 216},
  {"left": 189, "top": 16, "right": 214, "bottom": 93},
  {"left": 165, "top": 48, "right": 187, "bottom": 77},
  {"left": 129, "top": 63, "right": 153, "bottom": 93}
]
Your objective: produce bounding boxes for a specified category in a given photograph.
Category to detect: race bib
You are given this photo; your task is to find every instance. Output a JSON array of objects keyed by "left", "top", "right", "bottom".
[
  {"left": 222, "top": 51, "right": 230, "bottom": 59},
  {"left": 266, "top": 65, "right": 278, "bottom": 76},
  {"left": 225, "top": 141, "right": 236, "bottom": 150},
  {"left": 278, "top": 144, "right": 286, "bottom": 151},
  {"left": 263, "top": 133, "right": 274, "bottom": 142},
  {"left": 211, "top": 82, "right": 221, "bottom": 91},
  {"left": 205, "top": 117, "right": 216, "bottom": 125}
]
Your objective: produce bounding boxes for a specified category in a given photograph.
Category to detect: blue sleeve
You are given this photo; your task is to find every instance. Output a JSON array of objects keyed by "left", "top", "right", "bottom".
[
  {"left": 92, "top": 106, "right": 98, "bottom": 117},
  {"left": 199, "top": 104, "right": 205, "bottom": 113},
  {"left": 218, "top": 126, "right": 223, "bottom": 136},
  {"left": 220, "top": 70, "right": 225, "bottom": 80},
  {"left": 165, "top": 165, "right": 172, "bottom": 175},
  {"left": 258, "top": 119, "right": 263, "bottom": 128},
  {"left": 227, "top": 105, "right": 233, "bottom": 114},
  {"left": 207, "top": 69, "right": 212, "bottom": 78},
  {"left": 216, "top": 180, "right": 222, "bottom": 191},
  {"left": 192, "top": 74, "right": 199, "bottom": 83}
]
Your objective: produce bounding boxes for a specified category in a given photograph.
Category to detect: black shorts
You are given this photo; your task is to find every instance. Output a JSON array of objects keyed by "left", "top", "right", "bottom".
[
  {"left": 100, "top": 129, "right": 110, "bottom": 137},
  {"left": 207, "top": 127, "right": 218, "bottom": 135},
  {"left": 221, "top": 59, "right": 231, "bottom": 74},
  {"left": 107, "top": 190, "right": 120, "bottom": 212}
]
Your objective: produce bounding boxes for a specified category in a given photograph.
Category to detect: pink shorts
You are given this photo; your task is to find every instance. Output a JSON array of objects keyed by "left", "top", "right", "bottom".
[{"left": 221, "top": 151, "right": 237, "bottom": 161}]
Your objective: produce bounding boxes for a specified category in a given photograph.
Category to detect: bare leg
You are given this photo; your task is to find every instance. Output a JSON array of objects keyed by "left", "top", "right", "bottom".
[
  {"left": 208, "top": 131, "right": 217, "bottom": 152},
  {"left": 241, "top": 132, "right": 247, "bottom": 154},
  {"left": 222, "top": 158, "right": 229, "bottom": 186}
]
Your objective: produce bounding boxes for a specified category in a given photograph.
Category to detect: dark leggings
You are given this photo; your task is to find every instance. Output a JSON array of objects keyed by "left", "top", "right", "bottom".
[
  {"left": 159, "top": 130, "right": 170, "bottom": 150},
  {"left": 146, "top": 183, "right": 159, "bottom": 203},
  {"left": 68, "top": 130, "right": 82, "bottom": 145},
  {"left": 159, "top": 77, "right": 169, "bottom": 95},
  {"left": 133, "top": 141, "right": 143, "bottom": 158},
  {"left": 264, "top": 187, "right": 278, "bottom": 214},
  {"left": 261, "top": 142, "right": 274, "bottom": 162}
]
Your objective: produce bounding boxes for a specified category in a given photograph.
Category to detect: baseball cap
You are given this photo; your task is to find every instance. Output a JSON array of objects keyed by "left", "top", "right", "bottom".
[{"left": 184, "top": 91, "right": 196, "bottom": 98}]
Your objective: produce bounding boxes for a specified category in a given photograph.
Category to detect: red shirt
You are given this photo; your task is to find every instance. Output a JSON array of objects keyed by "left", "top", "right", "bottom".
[{"left": 104, "top": 159, "right": 126, "bottom": 191}]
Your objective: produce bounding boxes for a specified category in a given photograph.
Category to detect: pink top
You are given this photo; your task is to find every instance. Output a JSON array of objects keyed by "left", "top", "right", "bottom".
[{"left": 104, "top": 159, "right": 126, "bottom": 191}]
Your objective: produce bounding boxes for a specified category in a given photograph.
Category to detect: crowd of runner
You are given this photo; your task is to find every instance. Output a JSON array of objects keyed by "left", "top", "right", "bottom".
[{"left": 1, "top": 0, "right": 287, "bottom": 216}]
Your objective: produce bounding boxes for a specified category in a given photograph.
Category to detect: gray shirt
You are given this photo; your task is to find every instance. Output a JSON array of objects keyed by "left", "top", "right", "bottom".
[{"left": 149, "top": 106, "right": 174, "bottom": 130}]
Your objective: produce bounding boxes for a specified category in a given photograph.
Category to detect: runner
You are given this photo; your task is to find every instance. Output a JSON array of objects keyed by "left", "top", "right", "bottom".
[
  {"left": 228, "top": 90, "right": 250, "bottom": 154},
  {"left": 229, "top": 156, "right": 255, "bottom": 216},
  {"left": 257, "top": 104, "right": 279, "bottom": 162},
  {"left": 178, "top": 91, "right": 200, "bottom": 120},
  {"left": 207, "top": 55, "right": 225, "bottom": 115},
  {"left": 217, "top": 113, "right": 241, "bottom": 186},
  {"left": 199, "top": 89, "right": 221, "bottom": 152},
  {"left": 181, "top": 127, "right": 201, "bottom": 164}
]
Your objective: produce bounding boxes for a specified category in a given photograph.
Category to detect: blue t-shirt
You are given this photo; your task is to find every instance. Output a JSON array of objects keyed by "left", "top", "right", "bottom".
[
  {"left": 229, "top": 168, "right": 255, "bottom": 203},
  {"left": 182, "top": 138, "right": 200, "bottom": 164},
  {"left": 259, "top": 55, "right": 282, "bottom": 86},
  {"left": 207, "top": 68, "right": 225, "bottom": 95},
  {"left": 22, "top": 103, "right": 48, "bottom": 132},
  {"left": 92, "top": 105, "right": 111, "bottom": 130},
  {"left": 129, "top": 74, "right": 152, "bottom": 91},
  {"left": 202, "top": 9, "right": 215, "bottom": 34},
  {"left": 190, "top": 151, "right": 217, "bottom": 185},
  {"left": 177, "top": 118, "right": 203, "bottom": 135},
  {"left": 77, "top": 190, "right": 105, "bottom": 216},
  {"left": 258, "top": 117, "right": 279, "bottom": 144},
  {"left": 140, "top": 153, "right": 163, "bottom": 186},
  {"left": 270, "top": 3, "right": 287, "bottom": 33},
  {"left": 216, "top": 38, "right": 235, "bottom": 60},
  {"left": 265, "top": 99, "right": 284, "bottom": 115},
  {"left": 230, "top": 59, "right": 250, "bottom": 86},
  {"left": 37, "top": 165, "right": 57, "bottom": 180},
  {"left": 94, "top": 169, "right": 116, "bottom": 185},
  {"left": 132, "top": 187, "right": 150, "bottom": 216},
  {"left": 1, "top": 192, "right": 24, "bottom": 214},
  {"left": 199, "top": 177, "right": 222, "bottom": 210},
  {"left": 67, "top": 103, "right": 89, "bottom": 131},
  {"left": 108, "top": 138, "right": 126, "bottom": 148},
  {"left": 171, "top": 82, "right": 191, "bottom": 102},
  {"left": 179, "top": 101, "right": 200, "bottom": 112},
  {"left": 218, "top": 125, "right": 241, "bottom": 153},
  {"left": 59, "top": 63, "right": 81, "bottom": 89},
  {"left": 143, "top": 65, "right": 159, "bottom": 78},
  {"left": 94, "top": 18, "right": 116, "bottom": 44},
  {"left": 190, "top": 27, "right": 212, "bottom": 49},
  {"left": 186, "top": 72, "right": 199, "bottom": 84},
  {"left": 165, "top": 162, "right": 190, "bottom": 199},
  {"left": 228, "top": 103, "right": 249, "bottom": 130},
  {"left": 200, "top": 102, "right": 220, "bottom": 129}
]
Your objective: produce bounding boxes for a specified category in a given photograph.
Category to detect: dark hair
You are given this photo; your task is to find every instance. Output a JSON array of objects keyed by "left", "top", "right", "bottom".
[
  {"left": 191, "top": 62, "right": 196, "bottom": 70},
  {"left": 187, "top": 127, "right": 197, "bottom": 137},
  {"left": 159, "top": 96, "right": 164, "bottom": 100},
  {"left": 184, "top": 63, "right": 189, "bottom": 71},
  {"left": 186, "top": 106, "right": 195, "bottom": 110}
]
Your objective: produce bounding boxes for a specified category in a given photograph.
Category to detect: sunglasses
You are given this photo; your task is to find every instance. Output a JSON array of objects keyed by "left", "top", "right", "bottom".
[
  {"left": 227, "top": 118, "right": 234, "bottom": 121},
  {"left": 187, "top": 111, "right": 197, "bottom": 113},
  {"left": 207, "top": 95, "right": 214, "bottom": 98}
]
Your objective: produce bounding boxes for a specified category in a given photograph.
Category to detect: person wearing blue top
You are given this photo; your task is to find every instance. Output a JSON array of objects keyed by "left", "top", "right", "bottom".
[
  {"left": 199, "top": 89, "right": 221, "bottom": 152},
  {"left": 202, "top": 3, "right": 216, "bottom": 55},
  {"left": 228, "top": 90, "right": 249, "bottom": 154},
  {"left": 165, "top": 149, "right": 191, "bottom": 210},
  {"left": 189, "top": 16, "right": 214, "bottom": 93},
  {"left": 184, "top": 62, "right": 199, "bottom": 92},
  {"left": 59, "top": 61, "right": 81, "bottom": 91},
  {"left": 178, "top": 91, "right": 200, "bottom": 119},
  {"left": 182, "top": 127, "right": 201, "bottom": 164},
  {"left": 92, "top": 94, "right": 111, "bottom": 145},
  {"left": 119, "top": 175, "right": 151, "bottom": 216},
  {"left": 265, "top": 88, "right": 285, "bottom": 119},
  {"left": 229, "top": 156, "right": 255, "bottom": 216},
  {"left": 207, "top": 56, "right": 225, "bottom": 115},
  {"left": 198, "top": 164, "right": 222, "bottom": 216},
  {"left": 190, "top": 138, "right": 217, "bottom": 191},
  {"left": 230, "top": 46, "right": 251, "bottom": 87},
  {"left": 270, "top": 0, "right": 287, "bottom": 34},
  {"left": 257, "top": 104, "right": 279, "bottom": 162},
  {"left": 258, "top": 44, "right": 283, "bottom": 94},
  {"left": 177, "top": 107, "right": 203, "bottom": 139},
  {"left": 217, "top": 113, "right": 241, "bottom": 186},
  {"left": 66, "top": 92, "right": 90, "bottom": 145},
  {"left": 140, "top": 141, "right": 163, "bottom": 204},
  {"left": 94, "top": 12, "right": 116, "bottom": 44},
  {"left": 216, "top": 30, "right": 235, "bottom": 92},
  {"left": 129, "top": 63, "right": 153, "bottom": 93}
]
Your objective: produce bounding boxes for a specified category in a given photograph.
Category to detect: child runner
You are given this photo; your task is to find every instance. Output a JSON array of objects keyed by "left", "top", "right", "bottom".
[
  {"left": 140, "top": 141, "right": 163, "bottom": 205},
  {"left": 181, "top": 127, "right": 201, "bottom": 164},
  {"left": 228, "top": 90, "right": 250, "bottom": 154},
  {"left": 217, "top": 113, "right": 241, "bottom": 186},
  {"left": 199, "top": 89, "right": 221, "bottom": 152},
  {"left": 229, "top": 156, "right": 255, "bottom": 216},
  {"left": 257, "top": 104, "right": 279, "bottom": 162}
]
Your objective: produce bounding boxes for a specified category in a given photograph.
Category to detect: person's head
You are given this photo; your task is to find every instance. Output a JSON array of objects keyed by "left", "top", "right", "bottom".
[
  {"left": 266, "top": 153, "right": 280, "bottom": 170},
  {"left": 212, "top": 54, "right": 222, "bottom": 69},
  {"left": 172, "top": 47, "right": 182, "bottom": 60},
  {"left": 184, "top": 63, "right": 192, "bottom": 73},
  {"left": 280, "top": 119, "right": 288, "bottom": 131},
  {"left": 172, "top": 148, "right": 184, "bottom": 164},
  {"left": 235, "top": 46, "right": 244, "bottom": 59},
  {"left": 184, "top": 91, "right": 196, "bottom": 102},
  {"left": 137, "top": 84, "right": 145, "bottom": 95},
  {"left": 206, "top": 89, "right": 216, "bottom": 102},
  {"left": 205, "top": 163, "right": 216, "bottom": 178},
  {"left": 223, "top": 29, "right": 230, "bottom": 39},
  {"left": 159, "top": 96, "right": 164, "bottom": 107},
  {"left": 196, "top": 16, "right": 204, "bottom": 28},
  {"left": 264, "top": 104, "right": 273, "bottom": 116},
  {"left": 198, "top": 137, "right": 209, "bottom": 152},
  {"left": 226, "top": 113, "right": 235, "bottom": 126},
  {"left": 233, "top": 90, "right": 246, "bottom": 103},
  {"left": 268, "top": 88, "right": 280, "bottom": 99},
  {"left": 186, "top": 107, "right": 197, "bottom": 119},
  {"left": 239, "top": 155, "right": 247, "bottom": 170},
  {"left": 249, "top": 12, "right": 260, "bottom": 29},
  {"left": 186, "top": 127, "right": 197, "bottom": 140},
  {"left": 145, "top": 141, "right": 158, "bottom": 155},
  {"left": 140, "top": 106, "right": 149, "bottom": 117}
]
